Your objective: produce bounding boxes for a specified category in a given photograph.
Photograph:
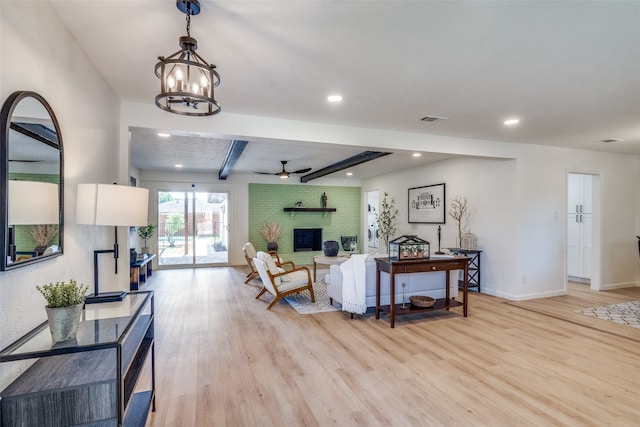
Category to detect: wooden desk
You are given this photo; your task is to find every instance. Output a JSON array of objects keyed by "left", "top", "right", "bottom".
[
  {"left": 130, "top": 254, "right": 156, "bottom": 290},
  {"left": 375, "top": 256, "right": 470, "bottom": 328}
]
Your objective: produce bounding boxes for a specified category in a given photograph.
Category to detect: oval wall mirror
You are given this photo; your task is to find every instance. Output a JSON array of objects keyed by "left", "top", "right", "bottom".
[{"left": 0, "top": 91, "right": 64, "bottom": 270}]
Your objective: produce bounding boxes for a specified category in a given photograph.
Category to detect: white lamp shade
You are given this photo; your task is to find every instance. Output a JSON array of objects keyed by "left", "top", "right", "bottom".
[
  {"left": 76, "top": 184, "right": 149, "bottom": 226},
  {"left": 8, "top": 180, "right": 59, "bottom": 225}
]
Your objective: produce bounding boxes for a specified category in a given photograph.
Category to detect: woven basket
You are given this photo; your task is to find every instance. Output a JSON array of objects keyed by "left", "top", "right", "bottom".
[{"left": 409, "top": 295, "right": 436, "bottom": 308}]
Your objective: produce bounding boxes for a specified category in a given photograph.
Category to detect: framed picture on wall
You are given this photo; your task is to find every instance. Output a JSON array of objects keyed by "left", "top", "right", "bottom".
[{"left": 408, "top": 183, "right": 445, "bottom": 223}]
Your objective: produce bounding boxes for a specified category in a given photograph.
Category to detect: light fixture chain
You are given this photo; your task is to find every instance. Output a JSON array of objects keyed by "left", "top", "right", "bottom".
[{"left": 186, "top": 8, "right": 191, "bottom": 37}]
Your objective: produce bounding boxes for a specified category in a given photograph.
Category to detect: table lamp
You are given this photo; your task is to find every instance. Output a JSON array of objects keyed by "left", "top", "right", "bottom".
[
  {"left": 8, "top": 180, "right": 59, "bottom": 262},
  {"left": 76, "top": 183, "right": 149, "bottom": 303}
]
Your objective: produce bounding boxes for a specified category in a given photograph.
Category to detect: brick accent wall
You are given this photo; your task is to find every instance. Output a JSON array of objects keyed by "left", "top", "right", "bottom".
[{"left": 249, "top": 183, "right": 361, "bottom": 265}]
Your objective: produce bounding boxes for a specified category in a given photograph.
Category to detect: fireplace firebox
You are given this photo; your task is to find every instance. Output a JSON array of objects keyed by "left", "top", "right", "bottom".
[{"left": 293, "top": 228, "right": 322, "bottom": 252}]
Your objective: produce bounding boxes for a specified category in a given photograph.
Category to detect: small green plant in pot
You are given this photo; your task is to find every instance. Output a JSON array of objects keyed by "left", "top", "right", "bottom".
[
  {"left": 137, "top": 224, "right": 157, "bottom": 254},
  {"left": 36, "top": 280, "right": 88, "bottom": 343}
]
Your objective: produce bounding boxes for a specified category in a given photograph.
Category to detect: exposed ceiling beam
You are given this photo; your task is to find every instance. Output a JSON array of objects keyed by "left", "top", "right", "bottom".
[
  {"left": 300, "top": 151, "right": 392, "bottom": 183},
  {"left": 218, "top": 140, "right": 248, "bottom": 180}
]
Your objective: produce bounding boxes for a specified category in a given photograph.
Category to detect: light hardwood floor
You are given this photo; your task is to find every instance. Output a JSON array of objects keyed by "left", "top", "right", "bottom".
[{"left": 145, "top": 268, "right": 640, "bottom": 426}]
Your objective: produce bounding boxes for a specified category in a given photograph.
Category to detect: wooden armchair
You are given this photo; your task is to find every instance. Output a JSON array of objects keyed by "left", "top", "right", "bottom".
[
  {"left": 254, "top": 251, "right": 315, "bottom": 309},
  {"left": 242, "top": 242, "right": 260, "bottom": 284},
  {"left": 243, "top": 243, "right": 295, "bottom": 284}
]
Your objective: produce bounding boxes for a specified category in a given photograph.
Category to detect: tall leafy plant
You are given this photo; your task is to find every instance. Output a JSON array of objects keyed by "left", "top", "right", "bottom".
[
  {"left": 137, "top": 225, "right": 157, "bottom": 248},
  {"left": 375, "top": 192, "right": 399, "bottom": 250}
]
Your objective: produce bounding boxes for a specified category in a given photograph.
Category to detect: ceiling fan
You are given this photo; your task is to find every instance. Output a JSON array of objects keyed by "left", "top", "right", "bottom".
[{"left": 255, "top": 160, "right": 311, "bottom": 179}]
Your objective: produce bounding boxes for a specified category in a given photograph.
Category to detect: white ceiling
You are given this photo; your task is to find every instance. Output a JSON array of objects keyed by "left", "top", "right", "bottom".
[{"left": 50, "top": 0, "right": 640, "bottom": 179}]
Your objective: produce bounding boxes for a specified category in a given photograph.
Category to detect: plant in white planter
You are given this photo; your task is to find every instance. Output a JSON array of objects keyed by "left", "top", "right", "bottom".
[
  {"left": 137, "top": 224, "right": 157, "bottom": 254},
  {"left": 36, "top": 280, "right": 88, "bottom": 343}
]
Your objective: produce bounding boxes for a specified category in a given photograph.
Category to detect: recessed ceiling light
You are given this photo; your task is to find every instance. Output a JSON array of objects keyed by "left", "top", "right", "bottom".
[
  {"left": 327, "top": 95, "right": 343, "bottom": 103},
  {"left": 504, "top": 118, "right": 520, "bottom": 125},
  {"left": 346, "top": 172, "right": 353, "bottom": 176},
  {"left": 412, "top": 153, "right": 422, "bottom": 157},
  {"left": 158, "top": 132, "right": 171, "bottom": 137},
  {"left": 175, "top": 164, "right": 183, "bottom": 168}
]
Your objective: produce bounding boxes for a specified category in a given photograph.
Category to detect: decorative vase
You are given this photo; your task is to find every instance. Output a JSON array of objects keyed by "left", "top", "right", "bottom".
[
  {"left": 267, "top": 242, "right": 278, "bottom": 251},
  {"left": 323, "top": 240, "right": 339, "bottom": 257},
  {"left": 45, "top": 303, "right": 83, "bottom": 343}
]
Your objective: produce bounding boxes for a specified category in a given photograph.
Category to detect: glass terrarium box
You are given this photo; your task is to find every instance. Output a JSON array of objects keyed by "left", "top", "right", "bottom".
[{"left": 388, "top": 235, "right": 430, "bottom": 260}]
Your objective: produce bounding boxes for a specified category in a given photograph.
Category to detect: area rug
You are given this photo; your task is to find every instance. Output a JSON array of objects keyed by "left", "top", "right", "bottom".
[
  {"left": 283, "top": 270, "right": 342, "bottom": 314},
  {"left": 576, "top": 300, "right": 640, "bottom": 328}
]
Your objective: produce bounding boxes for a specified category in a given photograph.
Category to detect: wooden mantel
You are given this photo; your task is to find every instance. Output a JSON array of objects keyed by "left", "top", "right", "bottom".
[{"left": 283, "top": 207, "right": 337, "bottom": 218}]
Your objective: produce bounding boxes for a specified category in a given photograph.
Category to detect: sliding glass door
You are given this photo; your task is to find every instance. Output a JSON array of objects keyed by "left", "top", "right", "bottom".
[{"left": 156, "top": 190, "right": 229, "bottom": 267}]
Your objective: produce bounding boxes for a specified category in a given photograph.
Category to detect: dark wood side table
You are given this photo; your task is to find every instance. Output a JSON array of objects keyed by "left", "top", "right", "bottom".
[
  {"left": 375, "top": 256, "right": 470, "bottom": 328},
  {"left": 130, "top": 254, "right": 156, "bottom": 290},
  {"left": 448, "top": 249, "right": 481, "bottom": 292}
]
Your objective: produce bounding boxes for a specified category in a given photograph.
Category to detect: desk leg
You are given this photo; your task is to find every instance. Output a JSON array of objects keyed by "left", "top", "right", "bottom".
[
  {"left": 390, "top": 270, "right": 395, "bottom": 328},
  {"left": 445, "top": 271, "right": 450, "bottom": 310}
]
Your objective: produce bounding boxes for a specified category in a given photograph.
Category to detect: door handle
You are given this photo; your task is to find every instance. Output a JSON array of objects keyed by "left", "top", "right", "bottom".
[
  {"left": 226, "top": 224, "right": 230, "bottom": 231},
  {"left": 579, "top": 214, "right": 583, "bottom": 223},
  {"left": 576, "top": 204, "right": 579, "bottom": 213},
  {"left": 580, "top": 204, "right": 583, "bottom": 213},
  {"left": 576, "top": 215, "right": 579, "bottom": 223}
]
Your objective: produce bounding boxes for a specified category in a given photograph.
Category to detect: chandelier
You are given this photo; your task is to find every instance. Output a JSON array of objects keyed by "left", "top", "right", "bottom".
[{"left": 155, "top": 0, "right": 221, "bottom": 116}]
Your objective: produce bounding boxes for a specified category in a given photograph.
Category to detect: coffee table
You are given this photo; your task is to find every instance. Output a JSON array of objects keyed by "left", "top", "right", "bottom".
[{"left": 313, "top": 255, "right": 350, "bottom": 281}]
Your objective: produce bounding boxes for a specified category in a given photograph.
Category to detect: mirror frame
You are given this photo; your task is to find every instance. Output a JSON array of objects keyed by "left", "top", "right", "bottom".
[{"left": 0, "top": 91, "right": 64, "bottom": 270}]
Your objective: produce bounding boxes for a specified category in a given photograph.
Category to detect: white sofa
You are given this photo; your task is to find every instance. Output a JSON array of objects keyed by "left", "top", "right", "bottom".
[{"left": 325, "top": 254, "right": 459, "bottom": 308}]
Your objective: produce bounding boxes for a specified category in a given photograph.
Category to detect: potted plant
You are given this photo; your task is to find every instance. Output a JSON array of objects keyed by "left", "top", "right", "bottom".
[
  {"left": 137, "top": 224, "right": 157, "bottom": 254},
  {"left": 36, "top": 279, "right": 88, "bottom": 342},
  {"left": 261, "top": 222, "right": 282, "bottom": 251},
  {"left": 29, "top": 224, "right": 58, "bottom": 256},
  {"left": 374, "top": 192, "right": 399, "bottom": 252}
]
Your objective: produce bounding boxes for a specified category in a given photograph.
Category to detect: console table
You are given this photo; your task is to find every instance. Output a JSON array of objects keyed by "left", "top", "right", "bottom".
[
  {"left": 130, "top": 254, "right": 156, "bottom": 290},
  {"left": 375, "top": 256, "right": 470, "bottom": 328},
  {"left": 0, "top": 291, "right": 156, "bottom": 426}
]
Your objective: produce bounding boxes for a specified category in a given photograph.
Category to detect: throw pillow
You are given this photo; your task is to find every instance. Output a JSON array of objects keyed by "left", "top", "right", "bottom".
[{"left": 257, "top": 251, "right": 282, "bottom": 286}]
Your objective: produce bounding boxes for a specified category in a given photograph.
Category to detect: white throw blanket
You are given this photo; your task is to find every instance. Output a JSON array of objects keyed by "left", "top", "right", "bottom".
[{"left": 341, "top": 254, "right": 368, "bottom": 315}]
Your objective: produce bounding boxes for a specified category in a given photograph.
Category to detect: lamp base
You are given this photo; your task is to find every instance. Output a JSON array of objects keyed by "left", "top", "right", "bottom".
[{"left": 84, "top": 291, "right": 127, "bottom": 304}]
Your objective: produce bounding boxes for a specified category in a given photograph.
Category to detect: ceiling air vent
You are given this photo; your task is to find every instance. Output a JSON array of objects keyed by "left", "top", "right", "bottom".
[
  {"left": 601, "top": 138, "right": 624, "bottom": 143},
  {"left": 421, "top": 115, "right": 448, "bottom": 122}
]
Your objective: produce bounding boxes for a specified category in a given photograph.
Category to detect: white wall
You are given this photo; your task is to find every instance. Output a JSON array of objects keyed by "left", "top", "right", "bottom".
[
  {"left": 363, "top": 147, "right": 637, "bottom": 300},
  {"left": 0, "top": 2, "right": 121, "bottom": 388}
]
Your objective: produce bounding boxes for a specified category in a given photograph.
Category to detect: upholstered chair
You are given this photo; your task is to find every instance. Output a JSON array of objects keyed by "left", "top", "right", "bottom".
[
  {"left": 242, "top": 242, "right": 259, "bottom": 284},
  {"left": 243, "top": 243, "right": 295, "bottom": 284},
  {"left": 253, "top": 251, "right": 315, "bottom": 309}
]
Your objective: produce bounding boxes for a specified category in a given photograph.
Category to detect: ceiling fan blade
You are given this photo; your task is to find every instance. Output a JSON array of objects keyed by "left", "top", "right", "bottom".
[
  {"left": 9, "top": 159, "right": 45, "bottom": 163},
  {"left": 291, "top": 168, "right": 312, "bottom": 174}
]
